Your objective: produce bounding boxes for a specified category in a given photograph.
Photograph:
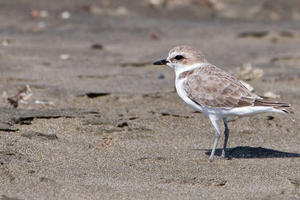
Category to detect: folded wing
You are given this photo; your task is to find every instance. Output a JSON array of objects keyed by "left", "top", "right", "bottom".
[{"left": 184, "top": 64, "right": 290, "bottom": 110}]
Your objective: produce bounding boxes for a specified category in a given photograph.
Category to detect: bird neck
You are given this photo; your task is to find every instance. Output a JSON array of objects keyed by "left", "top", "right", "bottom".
[{"left": 175, "top": 63, "right": 205, "bottom": 79}]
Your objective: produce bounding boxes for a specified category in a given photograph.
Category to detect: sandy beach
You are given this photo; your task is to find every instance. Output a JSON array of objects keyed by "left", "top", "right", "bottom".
[{"left": 0, "top": 0, "right": 300, "bottom": 199}]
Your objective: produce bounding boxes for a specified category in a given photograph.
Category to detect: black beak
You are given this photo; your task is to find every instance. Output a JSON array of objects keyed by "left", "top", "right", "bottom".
[{"left": 153, "top": 59, "right": 168, "bottom": 65}]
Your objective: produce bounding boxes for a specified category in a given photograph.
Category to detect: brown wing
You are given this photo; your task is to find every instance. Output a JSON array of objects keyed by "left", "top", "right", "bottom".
[{"left": 183, "top": 64, "right": 258, "bottom": 108}]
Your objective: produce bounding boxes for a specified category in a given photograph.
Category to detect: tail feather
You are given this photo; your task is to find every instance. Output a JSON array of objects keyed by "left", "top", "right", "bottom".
[
  {"left": 277, "top": 108, "right": 290, "bottom": 114},
  {"left": 254, "top": 98, "right": 291, "bottom": 113},
  {"left": 254, "top": 99, "right": 290, "bottom": 107}
]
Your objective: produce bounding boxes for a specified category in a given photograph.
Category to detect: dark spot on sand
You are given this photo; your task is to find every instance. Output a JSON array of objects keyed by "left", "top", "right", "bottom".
[
  {"left": 21, "top": 131, "right": 58, "bottom": 140},
  {"left": 85, "top": 92, "right": 111, "bottom": 98}
]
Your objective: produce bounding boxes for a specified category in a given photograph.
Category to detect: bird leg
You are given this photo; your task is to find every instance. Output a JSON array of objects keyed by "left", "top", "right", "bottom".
[
  {"left": 208, "top": 115, "right": 220, "bottom": 162},
  {"left": 221, "top": 118, "right": 229, "bottom": 158}
]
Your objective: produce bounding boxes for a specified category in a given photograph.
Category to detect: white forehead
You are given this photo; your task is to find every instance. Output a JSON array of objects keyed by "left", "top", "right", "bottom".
[
  {"left": 168, "top": 51, "right": 180, "bottom": 59},
  {"left": 167, "top": 46, "right": 204, "bottom": 59},
  {"left": 167, "top": 48, "right": 188, "bottom": 59}
]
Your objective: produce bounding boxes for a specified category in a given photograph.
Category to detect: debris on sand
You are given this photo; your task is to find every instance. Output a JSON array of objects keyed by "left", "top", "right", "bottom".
[
  {"left": 98, "top": 137, "right": 114, "bottom": 148},
  {"left": 235, "top": 63, "right": 264, "bottom": 81},
  {"left": 2, "top": 85, "right": 33, "bottom": 108},
  {"left": 157, "top": 73, "right": 165, "bottom": 79},
  {"left": 288, "top": 177, "right": 300, "bottom": 187},
  {"left": 31, "top": 10, "right": 49, "bottom": 19},
  {"left": 147, "top": 0, "right": 167, "bottom": 8},
  {"left": 82, "top": 5, "right": 103, "bottom": 15},
  {"left": 91, "top": 43, "right": 103, "bottom": 50},
  {"left": 0, "top": 39, "right": 11, "bottom": 47},
  {"left": 238, "top": 31, "right": 269, "bottom": 38},
  {"left": 120, "top": 62, "right": 151, "bottom": 67},
  {"left": 238, "top": 31, "right": 295, "bottom": 43},
  {"left": 61, "top": 11, "right": 71, "bottom": 19},
  {"left": 22, "top": 131, "right": 58, "bottom": 140},
  {"left": 60, "top": 54, "right": 70, "bottom": 60},
  {"left": 270, "top": 55, "right": 300, "bottom": 65},
  {"left": 82, "top": 5, "right": 129, "bottom": 16},
  {"left": 38, "top": 21, "right": 46, "bottom": 29},
  {"left": 263, "top": 91, "right": 280, "bottom": 99},
  {"left": 150, "top": 33, "right": 160, "bottom": 40},
  {"left": 146, "top": 0, "right": 212, "bottom": 9},
  {"left": 35, "top": 100, "right": 55, "bottom": 106},
  {"left": 30, "top": 21, "right": 47, "bottom": 32},
  {"left": 114, "top": 7, "right": 129, "bottom": 16},
  {"left": 147, "top": 0, "right": 195, "bottom": 9}
]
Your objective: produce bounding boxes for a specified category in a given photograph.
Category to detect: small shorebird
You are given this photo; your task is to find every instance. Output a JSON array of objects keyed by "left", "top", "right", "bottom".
[{"left": 154, "top": 46, "right": 290, "bottom": 162}]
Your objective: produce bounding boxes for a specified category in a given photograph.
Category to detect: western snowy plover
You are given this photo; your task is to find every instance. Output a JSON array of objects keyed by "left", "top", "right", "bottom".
[{"left": 154, "top": 46, "right": 290, "bottom": 162}]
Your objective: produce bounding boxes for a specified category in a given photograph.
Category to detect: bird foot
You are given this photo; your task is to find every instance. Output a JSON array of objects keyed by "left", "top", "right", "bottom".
[{"left": 221, "top": 150, "right": 226, "bottom": 158}]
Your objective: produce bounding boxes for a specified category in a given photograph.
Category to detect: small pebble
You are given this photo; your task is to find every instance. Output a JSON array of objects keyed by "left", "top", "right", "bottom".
[
  {"left": 38, "top": 21, "right": 46, "bottom": 29},
  {"left": 114, "top": 6, "right": 128, "bottom": 16},
  {"left": 35, "top": 100, "right": 55, "bottom": 106},
  {"left": 91, "top": 43, "right": 103, "bottom": 50},
  {"left": 61, "top": 11, "right": 71, "bottom": 19},
  {"left": 157, "top": 73, "right": 165, "bottom": 79},
  {"left": 31, "top": 10, "right": 40, "bottom": 18},
  {"left": 40, "top": 10, "right": 49, "bottom": 18},
  {"left": 267, "top": 116, "right": 274, "bottom": 120},
  {"left": 1, "top": 40, "right": 9, "bottom": 47},
  {"left": 150, "top": 33, "right": 160, "bottom": 40},
  {"left": 60, "top": 54, "right": 70, "bottom": 60},
  {"left": 148, "top": 0, "right": 166, "bottom": 8},
  {"left": 31, "top": 10, "right": 48, "bottom": 18}
]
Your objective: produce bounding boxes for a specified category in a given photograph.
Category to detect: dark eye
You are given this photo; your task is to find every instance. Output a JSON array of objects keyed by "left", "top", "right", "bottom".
[{"left": 174, "top": 55, "right": 184, "bottom": 60}]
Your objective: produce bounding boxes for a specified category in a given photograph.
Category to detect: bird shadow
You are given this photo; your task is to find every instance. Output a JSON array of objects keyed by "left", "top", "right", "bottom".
[{"left": 193, "top": 146, "right": 300, "bottom": 159}]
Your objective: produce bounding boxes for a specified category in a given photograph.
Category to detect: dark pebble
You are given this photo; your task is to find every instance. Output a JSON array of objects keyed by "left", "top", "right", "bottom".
[
  {"left": 91, "top": 43, "right": 103, "bottom": 50},
  {"left": 157, "top": 73, "right": 165, "bottom": 79}
]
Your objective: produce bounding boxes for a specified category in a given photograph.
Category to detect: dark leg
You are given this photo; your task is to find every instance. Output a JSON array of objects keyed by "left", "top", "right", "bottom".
[{"left": 221, "top": 118, "right": 229, "bottom": 158}]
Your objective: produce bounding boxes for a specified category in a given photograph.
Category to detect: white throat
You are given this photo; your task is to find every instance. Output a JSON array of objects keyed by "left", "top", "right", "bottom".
[{"left": 174, "top": 63, "right": 206, "bottom": 78}]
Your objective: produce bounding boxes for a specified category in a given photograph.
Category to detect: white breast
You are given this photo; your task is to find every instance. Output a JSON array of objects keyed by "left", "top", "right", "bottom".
[{"left": 175, "top": 78, "right": 204, "bottom": 112}]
